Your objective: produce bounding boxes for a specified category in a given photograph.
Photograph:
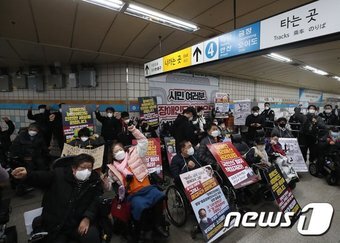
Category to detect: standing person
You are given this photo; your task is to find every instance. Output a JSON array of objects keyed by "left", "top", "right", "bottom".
[
  {"left": 261, "top": 102, "right": 275, "bottom": 136},
  {"left": 172, "top": 107, "right": 197, "bottom": 152},
  {"left": 197, "top": 123, "right": 221, "bottom": 167},
  {"left": 319, "top": 104, "right": 339, "bottom": 126},
  {"left": 245, "top": 106, "right": 266, "bottom": 142},
  {"left": 196, "top": 107, "right": 206, "bottom": 134},
  {"left": 11, "top": 154, "right": 103, "bottom": 243},
  {"left": 288, "top": 107, "right": 306, "bottom": 137},
  {"left": 0, "top": 117, "right": 15, "bottom": 164},
  {"left": 332, "top": 105, "right": 339, "bottom": 118},
  {"left": 299, "top": 105, "right": 326, "bottom": 163},
  {"left": 27, "top": 104, "right": 52, "bottom": 146},
  {"left": 49, "top": 103, "right": 65, "bottom": 151},
  {"left": 117, "top": 111, "right": 134, "bottom": 146},
  {"left": 95, "top": 105, "right": 121, "bottom": 169},
  {"left": 271, "top": 117, "right": 294, "bottom": 138}
]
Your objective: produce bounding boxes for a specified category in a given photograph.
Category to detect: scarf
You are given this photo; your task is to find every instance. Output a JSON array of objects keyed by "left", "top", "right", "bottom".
[
  {"left": 113, "top": 152, "right": 132, "bottom": 177},
  {"left": 254, "top": 146, "right": 269, "bottom": 164}
]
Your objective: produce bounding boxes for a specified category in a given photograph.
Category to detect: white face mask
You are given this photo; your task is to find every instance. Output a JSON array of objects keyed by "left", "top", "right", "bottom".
[
  {"left": 39, "top": 109, "right": 45, "bottom": 113},
  {"left": 28, "top": 130, "right": 38, "bottom": 137},
  {"left": 80, "top": 136, "right": 89, "bottom": 142},
  {"left": 265, "top": 106, "right": 270, "bottom": 110},
  {"left": 115, "top": 150, "right": 126, "bottom": 161},
  {"left": 192, "top": 120, "right": 198, "bottom": 125},
  {"left": 308, "top": 109, "right": 316, "bottom": 114},
  {"left": 325, "top": 109, "right": 332, "bottom": 114},
  {"left": 107, "top": 113, "right": 113, "bottom": 118},
  {"left": 59, "top": 108, "right": 62, "bottom": 113},
  {"left": 75, "top": 169, "right": 91, "bottom": 181},
  {"left": 187, "top": 147, "right": 194, "bottom": 156},
  {"left": 124, "top": 119, "right": 130, "bottom": 124},
  {"left": 211, "top": 130, "right": 220, "bottom": 137},
  {"left": 201, "top": 217, "right": 208, "bottom": 223},
  {"left": 253, "top": 112, "right": 259, "bottom": 117}
]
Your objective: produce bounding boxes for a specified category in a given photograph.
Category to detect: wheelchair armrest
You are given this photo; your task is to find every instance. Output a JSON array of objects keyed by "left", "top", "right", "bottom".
[{"left": 29, "top": 232, "right": 48, "bottom": 241}]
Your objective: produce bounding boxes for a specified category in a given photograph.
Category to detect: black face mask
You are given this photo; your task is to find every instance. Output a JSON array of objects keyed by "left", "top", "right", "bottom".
[{"left": 279, "top": 123, "right": 286, "bottom": 128}]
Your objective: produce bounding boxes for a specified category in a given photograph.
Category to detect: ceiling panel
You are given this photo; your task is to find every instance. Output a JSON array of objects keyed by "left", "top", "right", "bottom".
[
  {"left": 192, "top": 0, "right": 234, "bottom": 28},
  {"left": 31, "top": 0, "right": 77, "bottom": 46},
  {"left": 93, "top": 54, "right": 120, "bottom": 64},
  {"left": 100, "top": 14, "right": 148, "bottom": 55},
  {"left": 0, "top": 39, "right": 20, "bottom": 59},
  {"left": 133, "top": 0, "right": 174, "bottom": 10},
  {"left": 124, "top": 23, "right": 174, "bottom": 58},
  {"left": 0, "top": 0, "right": 37, "bottom": 41},
  {"left": 43, "top": 46, "right": 72, "bottom": 65},
  {"left": 144, "top": 30, "right": 194, "bottom": 59},
  {"left": 72, "top": 2, "right": 117, "bottom": 51},
  {"left": 9, "top": 40, "right": 44, "bottom": 62},
  {"left": 69, "top": 51, "right": 98, "bottom": 64},
  {"left": 164, "top": 0, "right": 223, "bottom": 20}
]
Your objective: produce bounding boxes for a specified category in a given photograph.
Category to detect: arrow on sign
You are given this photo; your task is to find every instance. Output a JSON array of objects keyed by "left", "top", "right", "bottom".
[
  {"left": 193, "top": 47, "right": 202, "bottom": 62},
  {"left": 145, "top": 65, "right": 149, "bottom": 75}
]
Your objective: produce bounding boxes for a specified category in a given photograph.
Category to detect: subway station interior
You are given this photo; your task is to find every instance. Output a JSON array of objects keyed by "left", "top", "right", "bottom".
[{"left": 0, "top": 0, "right": 339, "bottom": 243}]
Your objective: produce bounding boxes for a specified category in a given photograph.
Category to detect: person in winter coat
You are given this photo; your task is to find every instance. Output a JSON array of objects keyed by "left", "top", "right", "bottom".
[
  {"left": 27, "top": 104, "right": 52, "bottom": 146},
  {"left": 68, "top": 127, "right": 104, "bottom": 149},
  {"left": 172, "top": 107, "right": 197, "bottom": 151},
  {"left": 319, "top": 104, "right": 339, "bottom": 126},
  {"left": 170, "top": 140, "right": 202, "bottom": 187},
  {"left": 0, "top": 117, "right": 15, "bottom": 163},
  {"left": 245, "top": 137, "right": 271, "bottom": 167},
  {"left": 261, "top": 102, "right": 275, "bottom": 134},
  {"left": 117, "top": 111, "right": 134, "bottom": 146},
  {"left": 10, "top": 123, "right": 49, "bottom": 170},
  {"left": 104, "top": 125, "right": 168, "bottom": 238},
  {"left": 271, "top": 117, "right": 294, "bottom": 138},
  {"left": 197, "top": 123, "right": 221, "bottom": 167},
  {"left": 245, "top": 106, "right": 266, "bottom": 142},
  {"left": 11, "top": 153, "right": 103, "bottom": 243},
  {"left": 49, "top": 103, "right": 65, "bottom": 151}
]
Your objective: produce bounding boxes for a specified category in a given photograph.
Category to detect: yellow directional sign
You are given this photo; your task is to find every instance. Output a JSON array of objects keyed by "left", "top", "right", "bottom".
[{"left": 163, "top": 47, "right": 191, "bottom": 72}]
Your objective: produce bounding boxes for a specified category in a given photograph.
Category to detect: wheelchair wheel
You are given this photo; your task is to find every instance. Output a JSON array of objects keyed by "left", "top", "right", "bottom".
[
  {"left": 309, "top": 163, "right": 318, "bottom": 177},
  {"left": 326, "top": 173, "right": 338, "bottom": 185},
  {"left": 165, "top": 185, "right": 188, "bottom": 227},
  {"left": 221, "top": 185, "right": 237, "bottom": 211}
]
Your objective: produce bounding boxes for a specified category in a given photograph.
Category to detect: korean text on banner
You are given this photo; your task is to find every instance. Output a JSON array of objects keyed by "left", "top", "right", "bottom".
[
  {"left": 180, "top": 166, "right": 234, "bottom": 243},
  {"left": 207, "top": 142, "right": 258, "bottom": 189},
  {"left": 163, "top": 47, "right": 191, "bottom": 72},
  {"left": 61, "top": 143, "right": 104, "bottom": 170},
  {"left": 278, "top": 138, "right": 308, "bottom": 172},
  {"left": 138, "top": 96, "right": 159, "bottom": 127}
]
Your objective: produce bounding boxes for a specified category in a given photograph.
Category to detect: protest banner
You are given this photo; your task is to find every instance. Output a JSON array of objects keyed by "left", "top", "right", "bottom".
[
  {"left": 263, "top": 164, "right": 302, "bottom": 225},
  {"left": 180, "top": 165, "right": 234, "bottom": 243},
  {"left": 61, "top": 104, "right": 94, "bottom": 142},
  {"left": 132, "top": 138, "right": 163, "bottom": 178},
  {"left": 214, "top": 93, "right": 230, "bottom": 119},
  {"left": 138, "top": 96, "right": 159, "bottom": 127},
  {"left": 278, "top": 138, "right": 308, "bottom": 172},
  {"left": 233, "top": 100, "right": 251, "bottom": 126},
  {"left": 61, "top": 143, "right": 104, "bottom": 170},
  {"left": 208, "top": 142, "right": 258, "bottom": 189},
  {"left": 158, "top": 103, "right": 213, "bottom": 122},
  {"left": 164, "top": 137, "right": 176, "bottom": 165}
]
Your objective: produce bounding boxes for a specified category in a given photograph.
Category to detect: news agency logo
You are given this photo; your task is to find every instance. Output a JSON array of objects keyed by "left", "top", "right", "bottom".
[{"left": 224, "top": 203, "right": 334, "bottom": 236}]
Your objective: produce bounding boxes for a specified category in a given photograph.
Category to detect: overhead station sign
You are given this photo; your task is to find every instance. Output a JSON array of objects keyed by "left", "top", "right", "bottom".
[{"left": 144, "top": 0, "right": 340, "bottom": 77}]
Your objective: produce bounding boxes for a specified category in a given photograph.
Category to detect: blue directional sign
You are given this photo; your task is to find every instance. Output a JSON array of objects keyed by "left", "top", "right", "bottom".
[{"left": 219, "top": 22, "right": 261, "bottom": 59}]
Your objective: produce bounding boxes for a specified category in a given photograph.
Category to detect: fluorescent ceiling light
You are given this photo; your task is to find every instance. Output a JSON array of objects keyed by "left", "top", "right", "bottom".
[
  {"left": 266, "top": 53, "right": 292, "bottom": 63},
  {"left": 333, "top": 76, "right": 340, "bottom": 81},
  {"left": 302, "top": 65, "right": 328, "bottom": 76},
  {"left": 82, "top": 0, "right": 124, "bottom": 11},
  {"left": 125, "top": 4, "right": 199, "bottom": 32}
]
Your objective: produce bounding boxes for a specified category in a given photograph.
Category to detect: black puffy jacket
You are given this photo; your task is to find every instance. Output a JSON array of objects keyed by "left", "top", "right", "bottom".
[{"left": 95, "top": 112, "right": 121, "bottom": 141}]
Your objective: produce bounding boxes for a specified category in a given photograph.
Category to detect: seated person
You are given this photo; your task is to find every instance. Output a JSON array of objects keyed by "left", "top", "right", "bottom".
[
  {"left": 11, "top": 154, "right": 103, "bottom": 243},
  {"left": 103, "top": 125, "right": 168, "bottom": 238},
  {"left": 245, "top": 137, "right": 271, "bottom": 167},
  {"left": 0, "top": 117, "right": 15, "bottom": 164},
  {"left": 69, "top": 127, "right": 105, "bottom": 149},
  {"left": 138, "top": 119, "right": 158, "bottom": 138},
  {"left": 231, "top": 134, "right": 249, "bottom": 156},
  {"left": 10, "top": 123, "right": 49, "bottom": 171},
  {"left": 197, "top": 123, "right": 221, "bottom": 167},
  {"left": 170, "top": 140, "right": 202, "bottom": 187},
  {"left": 271, "top": 117, "right": 294, "bottom": 138},
  {"left": 266, "top": 136, "right": 298, "bottom": 182},
  {"left": 317, "top": 127, "right": 340, "bottom": 172}
]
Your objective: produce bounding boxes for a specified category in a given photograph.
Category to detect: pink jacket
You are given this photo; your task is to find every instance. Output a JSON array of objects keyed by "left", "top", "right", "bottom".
[{"left": 106, "top": 127, "right": 149, "bottom": 188}]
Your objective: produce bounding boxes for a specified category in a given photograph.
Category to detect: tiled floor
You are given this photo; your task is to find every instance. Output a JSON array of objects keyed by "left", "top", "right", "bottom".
[{"left": 5, "top": 172, "right": 340, "bottom": 243}]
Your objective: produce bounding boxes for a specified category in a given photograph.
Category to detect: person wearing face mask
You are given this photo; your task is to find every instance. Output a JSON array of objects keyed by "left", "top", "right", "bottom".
[
  {"left": 138, "top": 119, "right": 158, "bottom": 138},
  {"left": 245, "top": 106, "right": 266, "bottom": 142},
  {"left": 245, "top": 137, "right": 271, "bottom": 167},
  {"left": 261, "top": 102, "right": 275, "bottom": 134},
  {"left": 172, "top": 107, "right": 197, "bottom": 152},
  {"left": 69, "top": 127, "right": 104, "bottom": 149},
  {"left": 319, "top": 104, "right": 339, "bottom": 126},
  {"left": 288, "top": 107, "right": 306, "bottom": 137},
  {"left": 197, "top": 106, "right": 206, "bottom": 133},
  {"left": 198, "top": 208, "right": 212, "bottom": 231},
  {"left": 197, "top": 123, "right": 221, "bottom": 167},
  {"left": 49, "top": 103, "right": 65, "bottom": 151},
  {"left": 271, "top": 117, "right": 293, "bottom": 138},
  {"left": 10, "top": 123, "right": 49, "bottom": 171},
  {"left": 11, "top": 154, "right": 103, "bottom": 243},
  {"left": 0, "top": 117, "right": 15, "bottom": 164},
  {"left": 170, "top": 140, "right": 202, "bottom": 187},
  {"left": 27, "top": 104, "right": 52, "bottom": 146},
  {"left": 103, "top": 125, "right": 168, "bottom": 239},
  {"left": 299, "top": 105, "right": 326, "bottom": 163},
  {"left": 117, "top": 111, "right": 135, "bottom": 146}
]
